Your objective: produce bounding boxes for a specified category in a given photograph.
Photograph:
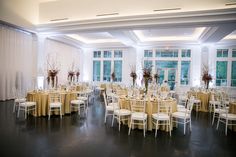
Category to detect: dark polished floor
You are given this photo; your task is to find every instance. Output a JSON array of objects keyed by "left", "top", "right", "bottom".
[{"left": 0, "top": 95, "right": 236, "bottom": 157}]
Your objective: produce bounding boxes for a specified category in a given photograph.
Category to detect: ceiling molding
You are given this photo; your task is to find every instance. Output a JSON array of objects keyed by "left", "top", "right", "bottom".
[{"left": 36, "top": 8, "right": 236, "bottom": 35}]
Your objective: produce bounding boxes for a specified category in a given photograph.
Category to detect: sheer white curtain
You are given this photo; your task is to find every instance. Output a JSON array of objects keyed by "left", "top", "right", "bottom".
[{"left": 0, "top": 25, "right": 37, "bottom": 101}]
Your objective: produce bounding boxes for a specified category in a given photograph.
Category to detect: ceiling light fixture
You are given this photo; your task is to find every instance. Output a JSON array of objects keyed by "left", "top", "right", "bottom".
[
  {"left": 153, "top": 8, "right": 181, "bottom": 12},
  {"left": 50, "top": 18, "right": 69, "bottom": 22},
  {"left": 96, "top": 13, "right": 119, "bottom": 17},
  {"left": 225, "top": 2, "right": 236, "bottom": 6},
  {"left": 133, "top": 27, "right": 206, "bottom": 42},
  {"left": 67, "top": 34, "right": 119, "bottom": 44}
]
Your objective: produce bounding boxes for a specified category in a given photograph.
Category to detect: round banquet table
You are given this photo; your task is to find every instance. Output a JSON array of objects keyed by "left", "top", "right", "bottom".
[
  {"left": 188, "top": 91, "right": 211, "bottom": 112},
  {"left": 119, "top": 96, "right": 177, "bottom": 131},
  {"left": 27, "top": 90, "right": 77, "bottom": 117},
  {"left": 229, "top": 102, "right": 236, "bottom": 131}
]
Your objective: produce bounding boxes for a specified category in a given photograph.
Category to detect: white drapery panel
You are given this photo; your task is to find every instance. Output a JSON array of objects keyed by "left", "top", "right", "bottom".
[{"left": 0, "top": 25, "right": 36, "bottom": 101}]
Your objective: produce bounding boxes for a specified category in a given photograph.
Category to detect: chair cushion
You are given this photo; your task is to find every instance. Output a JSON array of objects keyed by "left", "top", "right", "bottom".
[
  {"left": 50, "top": 102, "right": 62, "bottom": 107},
  {"left": 209, "top": 101, "right": 221, "bottom": 105},
  {"left": 177, "top": 108, "right": 188, "bottom": 113},
  {"left": 77, "top": 97, "right": 87, "bottom": 101},
  {"left": 71, "top": 100, "right": 84, "bottom": 105},
  {"left": 131, "top": 112, "right": 147, "bottom": 120},
  {"left": 172, "top": 112, "right": 190, "bottom": 119},
  {"left": 152, "top": 113, "right": 170, "bottom": 120},
  {"left": 106, "top": 104, "right": 119, "bottom": 111},
  {"left": 220, "top": 113, "right": 236, "bottom": 120},
  {"left": 15, "top": 98, "right": 26, "bottom": 103},
  {"left": 214, "top": 108, "right": 228, "bottom": 113},
  {"left": 20, "top": 101, "right": 36, "bottom": 107},
  {"left": 194, "top": 99, "right": 201, "bottom": 103},
  {"left": 114, "top": 109, "right": 131, "bottom": 116}
]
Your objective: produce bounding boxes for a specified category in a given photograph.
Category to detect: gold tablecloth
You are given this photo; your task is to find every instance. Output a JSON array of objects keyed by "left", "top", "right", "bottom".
[
  {"left": 229, "top": 102, "right": 236, "bottom": 132},
  {"left": 27, "top": 91, "right": 77, "bottom": 117},
  {"left": 188, "top": 91, "right": 211, "bottom": 112},
  {"left": 119, "top": 97, "right": 177, "bottom": 131}
]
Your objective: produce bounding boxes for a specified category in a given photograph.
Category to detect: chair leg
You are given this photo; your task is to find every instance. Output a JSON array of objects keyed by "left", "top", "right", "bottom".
[
  {"left": 143, "top": 120, "right": 145, "bottom": 137},
  {"left": 60, "top": 107, "right": 62, "bottom": 119},
  {"left": 169, "top": 120, "right": 171, "bottom": 137},
  {"left": 24, "top": 106, "right": 27, "bottom": 119},
  {"left": 111, "top": 114, "right": 115, "bottom": 127},
  {"left": 216, "top": 116, "right": 220, "bottom": 130},
  {"left": 190, "top": 118, "right": 192, "bottom": 132},
  {"left": 155, "top": 120, "right": 158, "bottom": 137},
  {"left": 104, "top": 110, "right": 107, "bottom": 123},
  {"left": 212, "top": 113, "right": 215, "bottom": 125},
  {"left": 118, "top": 116, "right": 121, "bottom": 131},
  {"left": 128, "top": 119, "right": 132, "bottom": 135},
  {"left": 184, "top": 120, "right": 186, "bottom": 135},
  {"left": 225, "top": 119, "right": 228, "bottom": 136},
  {"left": 13, "top": 102, "right": 16, "bottom": 113},
  {"left": 17, "top": 106, "right": 20, "bottom": 118},
  {"left": 48, "top": 108, "right": 51, "bottom": 120}
]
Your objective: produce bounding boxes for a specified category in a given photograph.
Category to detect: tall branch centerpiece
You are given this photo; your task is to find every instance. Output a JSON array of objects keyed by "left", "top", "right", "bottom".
[
  {"left": 130, "top": 65, "right": 137, "bottom": 87},
  {"left": 143, "top": 67, "right": 152, "bottom": 94},
  {"left": 46, "top": 55, "right": 60, "bottom": 89},
  {"left": 68, "top": 62, "right": 76, "bottom": 85},
  {"left": 154, "top": 69, "right": 160, "bottom": 84},
  {"left": 76, "top": 69, "right": 80, "bottom": 82}
]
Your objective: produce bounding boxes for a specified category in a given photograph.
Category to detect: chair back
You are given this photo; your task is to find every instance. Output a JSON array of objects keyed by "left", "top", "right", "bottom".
[
  {"left": 185, "top": 96, "right": 195, "bottom": 114},
  {"left": 130, "top": 99, "right": 146, "bottom": 113},
  {"left": 158, "top": 100, "right": 172, "bottom": 116},
  {"left": 49, "top": 93, "right": 61, "bottom": 103}
]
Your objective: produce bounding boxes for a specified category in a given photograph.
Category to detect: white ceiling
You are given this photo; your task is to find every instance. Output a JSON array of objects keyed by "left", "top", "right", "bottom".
[
  {"left": 38, "top": 0, "right": 236, "bottom": 24},
  {"left": 35, "top": 0, "right": 236, "bottom": 49}
]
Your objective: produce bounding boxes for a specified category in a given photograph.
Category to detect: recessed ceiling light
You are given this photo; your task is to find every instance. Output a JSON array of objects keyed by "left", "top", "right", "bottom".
[
  {"left": 133, "top": 27, "right": 206, "bottom": 42},
  {"left": 67, "top": 34, "right": 119, "bottom": 44}
]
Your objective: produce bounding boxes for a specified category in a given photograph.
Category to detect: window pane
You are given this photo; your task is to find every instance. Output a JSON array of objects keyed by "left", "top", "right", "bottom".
[
  {"left": 156, "top": 61, "right": 178, "bottom": 90},
  {"left": 223, "top": 49, "right": 228, "bottom": 57},
  {"left": 217, "top": 49, "right": 222, "bottom": 57},
  {"left": 216, "top": 61, "right": 227, "bottom": 86},
  {"left": 144, "top": 60, "right": 153, "bottom": 69},
  {"left": 144, "top": 50, "right": 153, "bottom": 57},
  {"left": 157, "top": 49, "right": 178, "bottom": 57},
  {"left": 156, "top": 50, "right": 161, "bottom": 57},
  {"left": 232, "top": 61, "right": 236, "bottom": 87},
  {"left": 93, "top": 61, "right": 100, "bottom": 81},
  {"left": 103, "top": 61, "right": 111, "bottom": 81},
  {"left": 156, "top": 61, "right": 178, "bottom": 68},
  {"left": 181, "top": 61, "right": 190, "bottom": 85},
  {"left": 114, "top": 50, "right": 122, "bottom": 58},
  {"left": 181, "top": 49, "right": 191, "bottom": 57},
  {"left": 93, "top": 51, "right": 101, "bottom": 58},
  {"left": 114, "top": 60, "right": 122, "bottom": 82},
  {"left": 103, "top": 51, "right": 112, "bottom": 58},
  {"left": 232, "top": 49, "right": 236, "bottom": 57}
]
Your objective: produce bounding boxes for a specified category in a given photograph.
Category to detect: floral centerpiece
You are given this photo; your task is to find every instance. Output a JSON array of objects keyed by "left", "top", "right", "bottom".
[
  {"left": 130, "top": 65, "right": 137, "bottom": 87},
  {"left": 68, "top": 71, "right": 75, "bottom": 83},
  {"left": 47, "top": 69, "right": 59, "bottom": 88},
  {"left": 154, "top": 71, "right": 160, "bottom": 84},
  {"left": 76, "top": 69, "right": 80, "bottom": 82},
  {"left": 202, "top": 64, "right": 212, "bottom": 89},
  {"left": 68, "top": 62, "right": 76, "bottom": 84},
  {"left": 143, "top": 67, "right": 152, "bottom": 94},
  {"left": 46, "top": 55, "right": 60, "bottom": 89}
]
